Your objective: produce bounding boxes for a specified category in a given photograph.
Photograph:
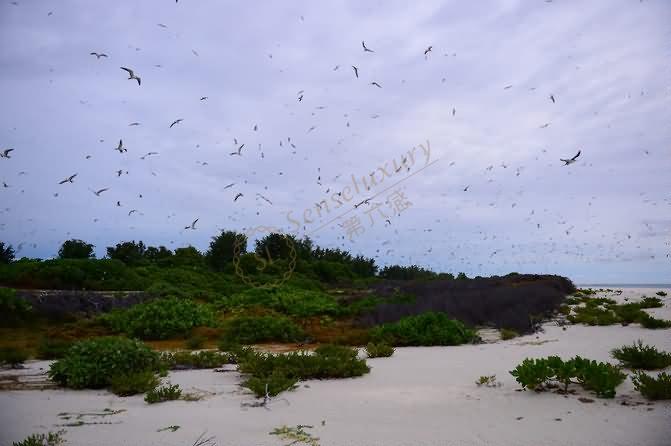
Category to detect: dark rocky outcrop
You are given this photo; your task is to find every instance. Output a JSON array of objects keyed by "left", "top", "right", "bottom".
[{"left": 358, "top": 274, "right": 575, "bottom": 334}]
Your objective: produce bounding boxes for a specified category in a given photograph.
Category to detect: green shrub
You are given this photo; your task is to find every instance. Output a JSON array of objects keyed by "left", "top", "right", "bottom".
[
  {"left": 36, "top": 338, "right": 72, "bottom": 360},
  {"left": 632, "top": 371, "right": 671, "bottom": 400},
  {"left": 369, "top": 312, "right": 476, "bottom": 346},
  {"left": 238, "top": 345, "right": 370, "bottom": 397},
  {"left": 638, "top": 313, "right": 671, "bottom": 329},
  {"left": 656, "top": 291, "right": 667, "bottom": 297},
  {"left": 185, "top": 335, "right": 206, "bottom": 350},
  {"left": 222, "top": 315, "right": 305, "bottom": 344},
  {"left": 475, "top": 375, "right": 500, "bottom": 387},
  {"left": 99, "top": 297, "right": 217, "bottom": 340},
  {"left": 145, "top": 383, "right": 182, "bottom": 404},
  {"left": 161, "top": 350, "right": 230, "bottom": 369},
  {"left": 217, "top": 286, "right": 341, "bottom": 318},
  {"left": 12, "top": 431, "right": 65, "bottom": 446},
  {"left": 500, "top": 328, "right": 519, "bottom": 340},
  {"left": 110, "top": 370, "right": 160, "bottom": 396},
  {"left": 611, "top": 341, "right": 671, "bottom": 370},
  {"left": 612, "top": 303, "right": 645, "bottom": 324},
  {"left": 48, "top": 337, "right": 161, "bottom": 389},
  {"left": 557, "top": 305, "right": 571, "bottom": 315},
  {"left": 365, "top": 342, "right": 395, "bottom": 358},
  {"left": 0, "top": 287, "right": 32, "bottom": 325},
  {"left": 639, "top": 296, "right": 664, "bottom": 309},
  {"left": 564, "top": 297, "right": 581, "bottom": 305},
  {"left": 0, "top": 346, "right": 29, "bottom": 368},
  {"left": 567, "top": 306, "right": 619, "bottom": 326},
  {"left": 510, "top": 355, "right": 626, "bottom": 398}
]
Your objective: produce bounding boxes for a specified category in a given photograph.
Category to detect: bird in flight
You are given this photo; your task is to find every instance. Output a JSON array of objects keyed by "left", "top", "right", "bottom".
[
  {"left": 170, "top": 118, "right": 183, "bottom": 128},
  {"left": 120, "top": 67, "right": 141, "bottom": 85},
  {"left": 230, "top": 144, "right": 244, "bottom": 156},
  {"left": 128, "top": 122, "right": 141, "bottom": 126},
  {"left": 140, "top": 152, "right": 159, "bottom": 160},
  {"left": 463, "top": 185, "right": 470, "bottom": 192},
  {"left": 128, "top": 209, "right": 138, "bottom": 216},
  {"left": 362, "top": 41, "right": 374, "bottom": 52},
  {"left": 0, "top": 148, "right": 14, "bottom": 158},
  {"left": 90, "top": 52, "right": 108, "bottom": 59},
  {"left": 550, "top": 94, "right": 555, "bottom": 103},
  {"left": 352, "top": 65, "right": 359, "bottom": 78},
  {"left": 200, "top": 96, "right": 208, "bottom": 101},
  {"left": 539, "top": 123, "right": 550, "bottom": 128},
  {"left": 184, "top": 218, "right": 198, "bottom": 230},
  {"left": 58, "top": 173, "right": 77, "bottom": 184},
  {"left": 90, "top": 187, "right": 109, "bottom": 196},
  {"left": 424, "top": 46, "right": 433, "bottom": 55},
  {"left": 256, "top": 193, "right": 273, "bottom": 205},
  {"left": 115, "top": 139, "right": 126, "bottom": 153},
  {"left": 503, "top": 85, "right": 513, "bottom": 89},
  {"left": 371, "top": 82, "right": 382, "bottom": 88},
  {"left": 234, "top": 193, "right": 243, "bottom": 202},
  {"left": 560, "top": 150, "right": 581, "bottom": 166},
  {"left": 224, "top": 182, "right": 235, "bottom": 189}
]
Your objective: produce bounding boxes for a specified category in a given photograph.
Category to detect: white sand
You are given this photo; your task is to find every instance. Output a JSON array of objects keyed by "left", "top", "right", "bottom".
[{"left": 1, "top": 287, "right": 670, "bottom": 446}]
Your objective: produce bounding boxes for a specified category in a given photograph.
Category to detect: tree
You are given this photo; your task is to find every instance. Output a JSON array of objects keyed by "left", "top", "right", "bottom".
[
  {"left": 350, "top": 254, "right": 378, "bottom": 277},
  {"left": 106, "top": 241, "right": 146, "bottom": 265},
  {"left": 206, "top": 231, "right": 247, "bottom": 271},
  {"left": 0, "top": 242, "right": 15, "bottom": 264},
  {"left": 254, "top": 233, "right": 298, "bottom": 263},
  {"left": 172, "top": 246, "right": 204, "bottom": 266},
  {"left": 456, "top": 272, "right": 468, "bottom": 280},
  {"left": 144, "top": 246, "right": 173, "bottom": 262},
  {"left": 58, "top": 239, "right": 95, "bottom": 259}
]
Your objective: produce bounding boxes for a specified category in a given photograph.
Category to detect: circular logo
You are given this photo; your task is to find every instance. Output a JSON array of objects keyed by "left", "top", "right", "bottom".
[{"left": 232, "top": 225, "right": 296, "bottom": 289}]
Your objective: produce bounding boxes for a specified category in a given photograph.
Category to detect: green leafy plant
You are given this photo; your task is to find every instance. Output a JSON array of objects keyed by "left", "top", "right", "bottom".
[
  {"left": 145, "top": 383, "right": 182, "bottom": 404},
  {"left": 36, "top": 338, "right": 73, "bottom": 360},
  {"left": 369, "top": 312, "right": 476, "bottom": 346},
  {"left": 161, "top": 350, "right": 230, "bottom": 369},
  {"left": 500, "top": 328, "right": 519, "bottom": 340},
  {"left": 509, "top": 357, "right": 554, "bottom": 390},
  {"left": 611, "top": 341, "right": 671, "bottom": 370},
  {"left": 0, "top": 346, "right": 29, "bottom": 368},
  {"left": 475, "top": 375, "right": 501, "bottom": 388},
  {"left": 632, "top": 371, "right": 671, "bottom": 400},
  {"left": 110, "top": 370, "right": 160, "bottom": 396},
  {"left": 11, "top": 430, "right": 66, "bottom": 446},
  {"left": 222, "top": 314, "right": 305, "bottom": 344},
  {"left": 656, "top": 291, "right": 667, "bottom": 297},
  {"left": 99, "top": 297, "right": 216, "bottom": 340},
  {"left": 639, "top": 296, "right": 664, "bottom": 309},
  {"left": 185, "top": 335, "right": 206, "bottom": 350},
  {"left": 638, "top": 313, "right": 671, "bottom": 329},
  {"left": 365, "top": 342, "right": 395, "bottom": 358},
  {"left": 48, "top": 337, "right": 161, "bottom": 389},
  {"left": 0, "top": 287, "right": 32, "bottom": 325}
]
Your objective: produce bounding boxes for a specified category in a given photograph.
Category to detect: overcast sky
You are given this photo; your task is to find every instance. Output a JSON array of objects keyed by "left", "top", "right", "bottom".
[{"left": 1, "top": 0, "right": 670, "bottom": 284}]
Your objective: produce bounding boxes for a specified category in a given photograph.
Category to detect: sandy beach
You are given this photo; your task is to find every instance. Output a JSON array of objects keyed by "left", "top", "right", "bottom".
[{"left": 1, "top": 287, "right": 670, "bottom": 446}]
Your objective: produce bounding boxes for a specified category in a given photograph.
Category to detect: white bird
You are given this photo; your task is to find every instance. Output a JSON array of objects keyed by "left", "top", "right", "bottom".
[
  {"left": 362, "top": 41, "right": 374, "bottom": 52},
  {"left": 0, "top": 148, "right": 14, "bottom": 158},
  {"left": 90, "top": 52, "right": 108, "bottom": 59},
  {"left": 560, "top": 150, "right": 581, "bottom": 166},
  {"left": 59, "top": 173, "right": 77, "bottom": 184},
  {"left": 140, "top": 152, "right": 159, "bottom": 160},
  {"left": 170, "top": 118, "right": 183, "bottom": 128},
  {"left": 120, "top": 67, "right": 141, "bottom": 85},
  {"left": 90, "top": 187, "right": 109, "bottom": 196},
  {"left": 230, "top": 144, "right": 244, "bottom": 156},
  {"left": 114, "top": 139, "right": 126, "bottom": 153},
  {"left": 184, "top": 218, "right": 198, "bottom": 230}
]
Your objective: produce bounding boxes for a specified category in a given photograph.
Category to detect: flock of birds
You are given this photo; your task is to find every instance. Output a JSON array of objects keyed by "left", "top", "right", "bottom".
[{"left": 1, "top": 0, "right": 667, "bottom": 275}]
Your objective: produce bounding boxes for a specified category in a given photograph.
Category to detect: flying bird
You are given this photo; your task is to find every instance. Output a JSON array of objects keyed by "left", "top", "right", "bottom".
[
  {"left": 560, "top": 150, "right": 581, "bottom": 166},
  {"left": 463, "top": 185, "right": 470, "bottom": 192},
  {"left": 184, "top": 218, "right": 198, "bottom": 230},
  {"left": 58, "top": 173, "right": 77, "bottom": 184},
  {"left": 503, "top": 85, "right": 513, "bottom": 90},
  {"left": 550, "top": 94, "right": 555, "bottom": 103},
  {"left": 424, "top": 46, "right": 432, "bottom": 55},
  {"left": 169, "top": 118, "right": 183, "bottom": 128},
  {"left": 539, "top": 123, "right": 550, "bottom": 128},
  {"left": 362, "top": 41, "right": 374, "bottom": 52},
  {"left": 120, "top": 67, "right": 141, "bottom": 85},
  {"left": 128, "top": 122, "right": 141, "bottom": 126},
  {"left": 256, "top": 193, "right": 273, "bottom": 205},
  {"left": 90, "top": 187, "right": 109, "bottom": 196},
  {"left": 0, "top": 149, "right": 14, "bottom": 158},
  {"left": 115, "top": 139, "right": 126, "bottom": 153},
  {"left": 200, "top": 96, "right": 208, "bottom": 101},
  {"left": 234, "top": 193, "right": 243, "bottom": 202},
  {"left": 223, "top": 182, "right": 235, "bottom": 189},
  {"left": 140, "top": 152, "right": 159, "bottom": 160},
  {"left": 90, "top": 52, "right": 108, "bottom": 59},
  {"left": 128, "top": 209, "right": 138, "bottom": 216},
  {"left": 352, "top": 65, "right": 359, "bottom": 78},
  {"left": 230, "top": 144, "right": 244, "bottom": 156},
  {"left": 371, "top": 82, "right": 382, "bottom": 88}
]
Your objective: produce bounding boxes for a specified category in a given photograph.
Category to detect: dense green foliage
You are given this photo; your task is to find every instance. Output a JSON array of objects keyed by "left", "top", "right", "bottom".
[
  {"left": 510, "top": 356, "right": 627, "bottom": 398},
  {"left": 656, "top": 291, "right": 667, "bottom": 297},
  {"left": 378, "top": 264, "right": 436, "bottom": 280},
  {"left": 238, "top": 344, "right": 370, "bottom": 397},
  {"left": 99, "top": 297, "right": 217, "bottom": 340},
  {"left": 639, "top": 296, "right": 664, "bottom": 308},
  {"left": 566, "top": 295, "right": 671, "bottom": 329},
  {"left": 11, "top": 431, "right": 65, "bottom": 446},
  {"left": 365, "top": 342, "right": 395, "bottom": 358},
  {"left": 48, "top": 337, "right": 161, "bottom": 389},
  {"left": 0, "top": 346, "right": 29, "bottom": 367},
  {"left": 369, "top": 312, "right": 477, "bottom": 346},
  {"left": 109, "top": 370, "right": 160, "bottom": 396},
  {"left": 36, "top": 338, "right": 73, "bottom": 360},
  {"left": 145, "top": 383, "right": 182, "bottom": 404},
  {"left": 0, "top": 287, "right": 32, "bottom": 325},
  {"left": 58, "top": 239, "right": 95, "bottom": 259},
  {"left": 632, "top": 371, "right": 671, "bottom": 400},
  {"left": 222, "top": 315, "right": 305, "bottom": 344},
  {"left": 0, "top": 242, "right": 15, "bottom": 264},
  {"left": 206, "top": 230, "right": 247, "bottom": 271},
  {"left": 185, "top": 335, "right": 206, "bottom": 350},
  {"left": 217, "top": 286, "right": 341, "bottom": 317},
  {"left": 611, "top": 341, "right": 671, "bottom": 370},
  {"left": 161, "top": 350, "right": 231, "bottom": 369}
]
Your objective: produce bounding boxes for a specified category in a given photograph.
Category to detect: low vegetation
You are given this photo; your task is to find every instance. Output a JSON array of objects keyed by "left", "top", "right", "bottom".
[
  {"left": 11, "top": 431, "right": 66, "bottom": 446},
  {"left": 109, "top": 370, "right": 160, "bottom": 396},
  {"left": 632, "top": 371, "right": 671, "bottom": 400},
  {"left": 510, "top": 356, "right": 626, "bottom": 398},
  {"left": 238, "top": 344, "right": 370, "bottom": 397},
  {"left": 499, "top": 328, "right": 519, "bottom": 340},
  {"left": 221, "top": 314, "right": 305, "bottom": 344},
  {"left": 475, "top": 375, "right": 501, "bottom": 388},
  {"left": 0, "top": 287, "right": 32, "bottom": 325},
  {"left": 0, "top": 346, "right": 29, "bottom": 368},
  {"left": 161, "top": 350, "right": 231, "bottom": 369},
  {"left": 185, "top": 335, "right": 206, "bottom": 350},
  {"left": 145, "top": 383, "right": 182, "bottom": 404},
  {"left": 656, "top": 291, "right": 667, "bottom": 297},
  {"left": 36, "top": 338, "right": 73, "bottom": 360},
  {"left": 365, "top": 342, "right": 395, "bottom": 358},
  {"left": 565, "top": 294, "right": 671, "bottom": 329},
  {"left": 611, "top": 340, "right": 671, "bottom": 370},
  {"left": 369, "top": 312, "right": 477, "bottom": 346}
]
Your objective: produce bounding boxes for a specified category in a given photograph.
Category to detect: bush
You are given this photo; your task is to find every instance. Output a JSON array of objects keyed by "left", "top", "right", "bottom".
[
  {"left": 58, "top": 239, "right": 95, "bottom": 259},
  {"left": 110, "top": 370, "right": 160, "bottom": 396},
  {"left": 510, "top": 355, "right": 626, "bottom": 398},
  {"left": 222, "top": 315, "right": 305, "bottom": 344},
  {"left": 500, "top": 328, "right": 519, "bottom": 340},
  {"left": 632, "top": 371, "right": 671, "bottom": 400},
  {"left": 238, "top": 345, "right": 370, "bottom": 397},
  {"left": 36, "top": 338, "right": 73, "bottom": 360},
  {"left": 656, "top": 291, "right": 667, "bottom": 297},
  {"left": 611, "top": 341, "right": 671, "bottom": 370},
  {"left": 365, "top": 342, "right": 395, "bottom": 358},
  {"left": 369, "top": 312, "right": 476, "bottom": 346},
  {"left": 161, "top": 350, "right": 230, "bottom": 369},
  {"left": 639, "top": 296, "right": 664, "bottom": 309},
  {"left": 217, "top": 286, "right": 341, "bottom": 318},
  {"left": 0, "top": 287, "right": 32, "bottom": 325},
  {"left": 48, "top": 337, "right": 161, "bottom": 389},
  {"left": 99, "top": 297, "right": 217, "bottom": 340},
  {"left": 638, "top": 313, "right": 671, "bottom": 329},
  {"left": 12, "top": 431, "right": 65, "bottom": 446},
  {"left": 0, "top": 346, "right": 29, "bottom": 368},
  {"left": 145, "top": 383, "right": 182, "bottom": 404},
  {"left": 185, "top": 335, "right": 206, "bottom": 350},
  {"left": 0, "top": 241, "right": 15, "bottom": 264}
]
